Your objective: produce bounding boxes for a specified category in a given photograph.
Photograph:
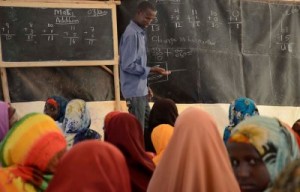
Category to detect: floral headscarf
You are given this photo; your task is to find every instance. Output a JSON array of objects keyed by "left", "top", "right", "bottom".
[
  {"left": 63, "top": 99, "right": 100, "bottom": 148},
  {"left": 63, "top": 99, "right": 91, "bottom": 134},
  {"left": 228, "top": 116, "right": 300, "bottom": 190},
  {"left": 223, "top": 97, "right": 259, "bottom": 142}
]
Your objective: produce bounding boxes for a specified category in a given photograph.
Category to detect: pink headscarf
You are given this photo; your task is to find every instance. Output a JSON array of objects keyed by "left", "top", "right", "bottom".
[
  {"left": 147, "top": 107, "right": 240, "bottom": 192},
  {"left": 0, "top": 102, "right": 9, "bottom": 141}
]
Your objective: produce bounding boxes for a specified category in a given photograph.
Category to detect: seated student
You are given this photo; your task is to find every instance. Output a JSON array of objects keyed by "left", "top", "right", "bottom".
[
  {"left": 271, "top": 159, "right": 300, "bottom": 192},
  {"left": 63, "top": 99, "right": 100, "bottom": 149},
  {"left": 151, "top": 124, "right": 174, "bottom": 166},
  {"left": 147, "top": 107, "right": 240, "bottom": 192},
  {"left": 104, "top": 112, "right": 155, "bottom": 192},
  {"left": 223, "top": 97, "right": 259, "bottom": 143},
  {"left": 44, "top": 96, "right": 68, "bottom": 129},
  {"left": 226, "top": 116, "right": 299, "bottom": 192},
  {"left": 0, "top": 113, "right": 67, "bottom": 191},
  {"left": 0, "top": 101, "right": 19, "bottom": 141},
  {"left": 292, "top": 119, "right": 300, "bottom": 137},
  {"left": 103, "top": 110, "right": 121, "bottom": 140},
  {"left": 145, "top": 98, "right": 178, "bottom": 152},
  {"left": 46, "top": 140, "right": 131, "bottom": 192}
]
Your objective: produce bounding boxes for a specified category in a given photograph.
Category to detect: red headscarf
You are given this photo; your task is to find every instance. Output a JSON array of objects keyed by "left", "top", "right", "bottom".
[
  {"left": 46, "top": 140, "right": 131, "bottom": 192},
  {"left": 105, "top": 112, "right": 155, "bottom": 192}
]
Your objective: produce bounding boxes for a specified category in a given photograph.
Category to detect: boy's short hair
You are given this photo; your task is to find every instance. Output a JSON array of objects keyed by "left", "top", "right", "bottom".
[{"left": 137, "top": 1, "right": 156, "bottom": 12}]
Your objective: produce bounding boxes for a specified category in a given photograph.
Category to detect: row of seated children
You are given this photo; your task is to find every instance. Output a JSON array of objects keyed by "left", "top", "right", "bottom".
[
  {"left": 43, "top": 96, "right": 101, "bottom": 149},
  {"left": 1, "top": 97, "right": 300, "bottom": 191}
]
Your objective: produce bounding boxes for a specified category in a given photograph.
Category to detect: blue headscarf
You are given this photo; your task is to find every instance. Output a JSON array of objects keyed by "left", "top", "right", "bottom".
[{"left": 223, "top": 97, "right": 259, "bottom": 143}]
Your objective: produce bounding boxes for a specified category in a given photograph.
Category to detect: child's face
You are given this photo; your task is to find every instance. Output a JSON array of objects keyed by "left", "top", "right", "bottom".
[
  {"left": 227, "top": 142, "right": 270, "bottom": 192},
  {"left": 44, "top": 103, "right": 60, "bottom": 121}
]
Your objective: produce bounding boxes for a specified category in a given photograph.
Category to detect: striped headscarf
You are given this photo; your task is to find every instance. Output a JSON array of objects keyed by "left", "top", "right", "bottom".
[
  {"left": 228, "top": 116, "right": 300, "bottom": 190},
  {"left": 0, "top": 113, "right": 66, "bottom": 192}
]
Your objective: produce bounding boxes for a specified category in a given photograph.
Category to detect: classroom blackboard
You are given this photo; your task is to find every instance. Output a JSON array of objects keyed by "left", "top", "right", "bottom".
[
  {"left": 118, "top": 0, "right": 300, "bottom": 105},
  {"left": 0, "top": 6, "right": 113, "bottom": 61},
  {"left": 144, "top": 0, "right": 243, "bottom": 103}
]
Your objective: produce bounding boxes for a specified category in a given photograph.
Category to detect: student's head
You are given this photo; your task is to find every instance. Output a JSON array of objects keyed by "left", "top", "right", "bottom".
[
  {"left": 228, "top": 97, "right": 259, "bottom": 127},
  {"left": 44, "top": 96, "right": 68, "bottom": 123},
  {"left": 292, "top": 119, "right": 300, "bottom": 136},
  {"left": 0, "top": 102, "right": 19, "bottom": 141},
  {"left": 0, "top": 113, "right": 67, "bottom": 172},
  {"left": 63, "top": 99, "right": 91, "bottom": 134},
  {"left": 148, "top": 98, "right": 178, "bottom": 129},
  {"left": 227, "top": 116, "right": 299, "bottom": 192},
  {"left": 45, "top": 141, "right": 131, "bottom": 192},
  {"left": 134, "top": 1, "right": 157, "bottom": 28}
]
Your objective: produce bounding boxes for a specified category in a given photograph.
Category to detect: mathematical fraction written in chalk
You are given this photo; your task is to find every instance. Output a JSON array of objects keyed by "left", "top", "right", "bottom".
[
  {"left": 275, "top": 23, "right": 293, "bottom": 52},
  {"left": 23, "top": 22, "right": 36, "bottom": 42},
  {"left": 150, "top": 47, "right": 192, "bottom": 61},
  {"left": 41, "top": 23, "right": 59, "bottom": 41},
  {"left": 207, "top": 10, "right": 222, "bottom": 28},
  {"left": 83, "top": 26, "right": 97, "bottom": 45},
  {"left": 63, "top": 25, "right": 79, "bottom": 45},
  {"left": 1, "top": 22, "right": 15, "bottom": 40}
]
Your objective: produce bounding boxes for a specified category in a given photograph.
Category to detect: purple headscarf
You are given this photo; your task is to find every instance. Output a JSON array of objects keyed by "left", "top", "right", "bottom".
[{"left": 0, "top": 101, "right": 9, "bottom": 141}]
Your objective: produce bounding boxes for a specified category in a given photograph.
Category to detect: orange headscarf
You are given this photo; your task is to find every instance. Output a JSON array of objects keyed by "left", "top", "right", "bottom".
[
  {"left": 147, "top": 107, "right": 240, "bottom": 192},
  {"left": 151, "top": 124, "right": 174, "bottom": 165}
]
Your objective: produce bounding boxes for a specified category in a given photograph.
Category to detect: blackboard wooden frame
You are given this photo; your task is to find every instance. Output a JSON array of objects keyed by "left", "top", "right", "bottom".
[{"left": 0, "top": 1, "right": 121, "bottom": 109}]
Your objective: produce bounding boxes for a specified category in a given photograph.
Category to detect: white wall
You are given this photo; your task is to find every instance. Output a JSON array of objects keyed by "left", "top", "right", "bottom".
[{"left": 11, "top": 101, "right": 300, "bottom": 137}]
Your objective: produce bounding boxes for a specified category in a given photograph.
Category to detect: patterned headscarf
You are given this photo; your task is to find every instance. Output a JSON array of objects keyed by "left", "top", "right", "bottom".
[
  {"left": 45, "top": 96, "right": 68, "bottom": 123},
  {"left": 270, "top": 159, "right": 300, "bottom": 192},
  {"left": 151, "top": 124, "right": 174, "bottom": 166},
  {"left": 0, "top": 101, "right": 9, "bottom": 142},
  {"left": 45, "top": 140, "right": 131, "bottom": 192},
  {"left": 0, "top": 113, "right": 66, "bottom": 191},
  {"left": 223, "top": 97, "right": 259, "bottom": 142},
  {"left": 228, "top": 116, "right": 300, "bottom": 190},
  {"left": 63, "top": 99, "right": 100, "bottom": 148},
  {"left": 63, "top": 99, "right": 91, "bottom": 134}
]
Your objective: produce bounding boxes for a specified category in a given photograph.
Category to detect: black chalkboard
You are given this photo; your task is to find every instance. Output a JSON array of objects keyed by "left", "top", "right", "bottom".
[
  {"left": 144, "top": 0, "right": 243, "bottom": 103},
  {"left": 118, "top": 0, "right": 300, "bottom": 106},
  {"left": 0, "top": 6, "right": 113, "bottom": 61}
]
